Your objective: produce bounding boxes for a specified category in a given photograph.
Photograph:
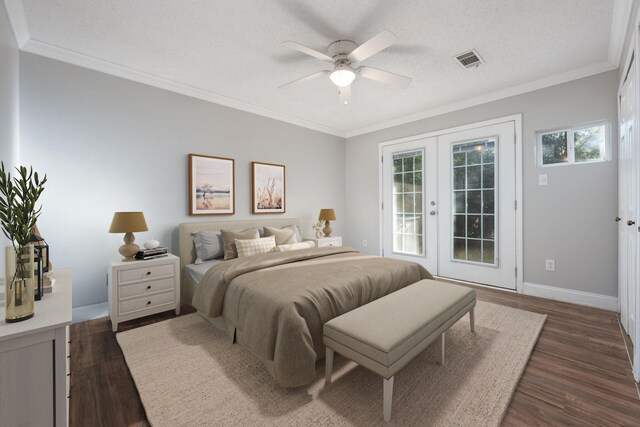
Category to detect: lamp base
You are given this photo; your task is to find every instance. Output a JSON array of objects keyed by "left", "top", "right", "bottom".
[
  {"left": 119, "top": 232, "right": 140, "bottom": 262},
  {"left": 323, "top": 221, "right": 332, "bottom": 237}
]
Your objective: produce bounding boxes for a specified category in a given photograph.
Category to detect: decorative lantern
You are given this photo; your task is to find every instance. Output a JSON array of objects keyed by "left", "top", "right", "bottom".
[
  {"left": 30, "top": 225, "right": 50, "bottom": 300},
  {"left": 33, "top": 247, "right": 43, "bottom": 301}
]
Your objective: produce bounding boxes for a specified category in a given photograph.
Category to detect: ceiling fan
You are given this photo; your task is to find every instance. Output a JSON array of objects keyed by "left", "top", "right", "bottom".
[{"left": 280, "top": 30, "right": 412, "bottom": 104}]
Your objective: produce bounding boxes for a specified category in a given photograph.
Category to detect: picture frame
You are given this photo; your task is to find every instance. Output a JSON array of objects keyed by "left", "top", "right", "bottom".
[
  {"left": 189, "top": 154, "right": 235, "bottom": 216},
  {"left": 252, "top": 162, "right": 286, "bottom": 214}
]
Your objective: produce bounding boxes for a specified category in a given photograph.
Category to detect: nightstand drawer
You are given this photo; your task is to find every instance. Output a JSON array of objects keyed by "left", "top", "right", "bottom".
[
  {"left": 118, "top": 290, "right": 175, "bottom": 316},
  {"left": 118, "top": 263, "right": 174, "bottom": 284},
  {"left": 119, "top": 277, "right": 175, "bottom": 300}
]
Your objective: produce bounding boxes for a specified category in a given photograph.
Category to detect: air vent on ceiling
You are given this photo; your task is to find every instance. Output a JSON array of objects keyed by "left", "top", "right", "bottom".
[{"left": 455, "top": 49, "right": 484, "bottom": 69}]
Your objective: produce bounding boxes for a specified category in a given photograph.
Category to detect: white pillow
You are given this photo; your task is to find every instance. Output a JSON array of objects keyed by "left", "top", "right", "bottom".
[
  {"left": 235, "top": 236, "right": 276, "bottom": 258},
  {"left": 272, "top": 241, "right": 315, "bottom": 252},
  {"left": 192, "top": 231, "right": 224, "bottom": 264}
]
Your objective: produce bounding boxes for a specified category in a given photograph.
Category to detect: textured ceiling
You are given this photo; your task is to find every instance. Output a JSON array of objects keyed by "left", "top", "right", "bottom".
[{"left": 15, "top": 0, "right": 621, "bottom": 136}]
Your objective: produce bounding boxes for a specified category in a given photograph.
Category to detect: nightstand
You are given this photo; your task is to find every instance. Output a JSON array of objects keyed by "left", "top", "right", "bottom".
[
  {"left": 304, "top": 236, "right": 342, "bottom": 248},
  {"left": 108, "top": 254, "right": 180, "bottom": 332}
]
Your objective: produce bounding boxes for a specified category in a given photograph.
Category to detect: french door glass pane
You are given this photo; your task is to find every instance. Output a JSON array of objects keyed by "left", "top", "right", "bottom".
[
  {"left": 451, "top": 139, "right": 497, "bottom": 265},
  {"left": 392, "top": 150, "right": 424, "bottom": 255}
]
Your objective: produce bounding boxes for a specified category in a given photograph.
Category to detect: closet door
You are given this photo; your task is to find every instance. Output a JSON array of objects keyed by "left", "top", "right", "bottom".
[{"left": 619, "top": 60, "right": 636, "bottom": 342}]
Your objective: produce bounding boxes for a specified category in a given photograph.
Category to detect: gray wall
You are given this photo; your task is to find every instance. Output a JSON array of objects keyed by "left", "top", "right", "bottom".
[
  {"left": 19, "top": 52, "right": 345, "bottom": 307},
  {"left": 345, "top": 70, "right": 619, "bottom": 297},
  {"left": 0, "top": 3, "right": 19, "bottom": 279}
]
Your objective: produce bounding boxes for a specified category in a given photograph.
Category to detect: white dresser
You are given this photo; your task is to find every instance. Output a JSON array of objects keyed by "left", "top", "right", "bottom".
[
  {"left": 0, "top": 269, "right": 72, "bottom": 427},
  {"left": 304, "top": 236, "right": 343, "bottom": 248},
  {"left": 108, "top": 254, "right": 180, "bottom": 332}
]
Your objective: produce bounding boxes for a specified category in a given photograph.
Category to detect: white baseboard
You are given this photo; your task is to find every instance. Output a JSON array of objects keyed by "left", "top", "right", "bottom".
[{"left": 523, "top": 282, "right": 618, "bottom": 311}]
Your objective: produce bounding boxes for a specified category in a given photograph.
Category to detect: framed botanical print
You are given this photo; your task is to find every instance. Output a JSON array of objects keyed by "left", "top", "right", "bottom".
[
  {"left": 189, "top": 154, "right": 235, "bottom": 216},
  {"left": 252, "top": 162, "right": 285, "bottom": 214}
]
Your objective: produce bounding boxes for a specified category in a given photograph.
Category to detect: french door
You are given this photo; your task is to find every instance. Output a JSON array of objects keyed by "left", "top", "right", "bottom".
[{"left": 382, "top": 121, "right": 518, "bottom": 290}]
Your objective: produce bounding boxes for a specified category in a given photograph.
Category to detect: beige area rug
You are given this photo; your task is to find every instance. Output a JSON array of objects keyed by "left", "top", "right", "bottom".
[{"left": 117, "top": 302, "right": 546, "bottom": 426}]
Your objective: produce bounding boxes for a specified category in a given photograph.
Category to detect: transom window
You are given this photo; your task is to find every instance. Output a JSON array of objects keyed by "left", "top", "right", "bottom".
[{"left": 538, "top": 122, "right": 609, "bottom": 166}]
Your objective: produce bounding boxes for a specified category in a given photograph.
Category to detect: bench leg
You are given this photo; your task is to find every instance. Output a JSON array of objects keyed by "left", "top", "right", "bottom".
[
  {"left": 436, "top": 333, "right": 445, "bottom": 366},
  {"left": 325, "top": 347, "right": 334, "bottom": 385},
  {"left": 470, "top": 306, "right": 476, "bottom": 333},
  {"left": 383, "top": 376, "right": 394, "bottom": 423}
]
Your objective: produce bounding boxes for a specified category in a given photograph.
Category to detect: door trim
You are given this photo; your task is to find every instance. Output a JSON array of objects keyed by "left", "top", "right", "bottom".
[{"left": 378, "top": 114, "right": 523, "bottom": 293}]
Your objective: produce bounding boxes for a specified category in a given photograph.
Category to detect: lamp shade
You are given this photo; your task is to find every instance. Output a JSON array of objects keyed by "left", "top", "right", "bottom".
[
  {"left": 109, "top": 212, "right": 148, "bottom": 233},
  {"left": 318, "top": 209, "right": 336, "bottom": 221}
]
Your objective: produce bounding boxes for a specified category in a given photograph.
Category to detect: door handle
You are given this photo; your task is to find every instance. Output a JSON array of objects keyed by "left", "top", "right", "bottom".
[
  {"left": 615, "top": 217, "right": 621, "bottom": 222},
  {"left": 628, "top": 220, "right": 636, "bottom": 226}
]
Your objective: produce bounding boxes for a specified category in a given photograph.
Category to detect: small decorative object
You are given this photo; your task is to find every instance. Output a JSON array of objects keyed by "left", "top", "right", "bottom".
[
  {"left": 312, "top": 221, "right": 324, "bottom": 238},
  {"left": 189, "top": 154, "right": 235, "bottom": 216},
  {"left": 109, "top": 212, "right": 148, "bottom": 262},
  {"left": 33, "top": 247, "right": 43, "bottom": 301},
  {"left": 30, "top": 224, "right": 50, "bottom": 272},
  {"left": 30, "top": 224, "right": 49, "bottom": 300},
  {"left": 0, "top": 162, "right": 47, "bottom": 322},
  {"left": 252, "top": 162, "right": 285, "bottom": 214},
  {"left": 318, "top": 209, "right": 337, "bottom": 237},
  {"left": 143, "top": 239, "right": 160, "bottom": 250}
]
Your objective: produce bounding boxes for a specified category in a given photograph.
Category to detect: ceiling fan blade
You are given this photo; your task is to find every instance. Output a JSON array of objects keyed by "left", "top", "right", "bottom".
[
  {"left": 282, "top": 41, "right": 333, "bottom": 63},
  {"left": 279, "top": 70, "right": 330, "bottom": 88},
  {"left": 338, "top": 85, "right": 351, "bottom": 105},
  {"left": 357, "top": 66, "right": 412, "bottom": 88},
  {"left": 348, "top": 30, "right": 398, "bottom": 63}
]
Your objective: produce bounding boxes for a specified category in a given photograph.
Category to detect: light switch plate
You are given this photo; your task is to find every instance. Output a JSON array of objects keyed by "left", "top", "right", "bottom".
[{"left": 539, "top": 174, "right": 548, "bottom": 186}]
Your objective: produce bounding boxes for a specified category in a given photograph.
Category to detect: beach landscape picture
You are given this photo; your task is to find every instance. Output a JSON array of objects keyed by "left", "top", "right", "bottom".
[
  {"left": 252, "top": 162, "right": 285, "bottom": 214},
  {"left": 189, "top": 154, "right": 235, "bottom": 215}
]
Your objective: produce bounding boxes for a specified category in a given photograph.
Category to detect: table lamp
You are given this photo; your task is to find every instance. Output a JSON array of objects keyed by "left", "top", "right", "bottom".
[
  {"left": 109, "top": 212, "right": 148, "bottom": 261},
  {"left": 318, "top": 209, "right": 336, "bottom": 237}
]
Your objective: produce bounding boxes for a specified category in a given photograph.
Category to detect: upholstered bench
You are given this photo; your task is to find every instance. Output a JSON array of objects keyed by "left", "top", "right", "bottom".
[{"left": 323, "top": 279, "right": 476, "bottom": 422}]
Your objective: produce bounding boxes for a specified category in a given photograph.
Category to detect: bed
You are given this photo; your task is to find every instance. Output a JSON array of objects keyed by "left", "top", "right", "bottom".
[{"left": 179, "top": 219, "right": 432, "bottom": 387}]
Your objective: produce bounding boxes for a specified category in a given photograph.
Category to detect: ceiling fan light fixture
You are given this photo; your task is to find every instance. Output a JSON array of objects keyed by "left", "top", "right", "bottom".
[{"left": 329, "top": 66, "right": 356, "bottom": 87}]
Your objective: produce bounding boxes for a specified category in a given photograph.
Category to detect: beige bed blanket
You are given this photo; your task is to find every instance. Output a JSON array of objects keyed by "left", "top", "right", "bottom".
[{"left": 192, "top": 246, "right": 432, "bottom": 387}]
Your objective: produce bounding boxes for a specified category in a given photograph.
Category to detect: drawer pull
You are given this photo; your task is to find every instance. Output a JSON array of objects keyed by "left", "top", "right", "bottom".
[
  {"left": 147, "top": 301, "right": 151, "bottom": 305},
  {"left": 146, "top": 271, "right": 151, "bottom": 276},
  {"left": 146, "top": 285, "right": 151, "bottom": 290}
]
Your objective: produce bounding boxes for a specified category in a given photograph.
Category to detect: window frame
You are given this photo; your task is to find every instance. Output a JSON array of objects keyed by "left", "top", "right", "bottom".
[{"left": 536, "top": 121, "right": 610, "bottom": 167}]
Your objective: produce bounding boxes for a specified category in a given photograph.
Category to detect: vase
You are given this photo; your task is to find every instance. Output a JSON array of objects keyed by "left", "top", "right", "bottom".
[
  {"left": 4, "top": 244, "right": 35, "bottom": 322},
  {"left": 315, "top": 230, "right": 323, "bottom": 238}
]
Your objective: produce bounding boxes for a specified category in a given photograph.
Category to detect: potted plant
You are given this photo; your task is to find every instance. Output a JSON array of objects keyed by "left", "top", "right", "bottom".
[{"left": 0, "top": 162, "right": 47, "bottom": 322}]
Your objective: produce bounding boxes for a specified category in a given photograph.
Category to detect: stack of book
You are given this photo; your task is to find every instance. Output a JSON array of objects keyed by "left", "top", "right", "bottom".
[{"left": 135, "top": 247, "right": 168, "bottom": 260}]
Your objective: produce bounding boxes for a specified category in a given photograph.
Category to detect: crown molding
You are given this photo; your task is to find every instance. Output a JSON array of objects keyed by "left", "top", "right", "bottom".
[
  {"left": 3, "top": 0, "right": 29, "bottom": 47},
  {"left": 20, "top": 39, "right": 346, "bottom": 138},
  {"left": 609, "top": 0, "right": 633, "bottom": 66},
  {"left": 344, "top": 61, "right": 617, "bottom": 138}
]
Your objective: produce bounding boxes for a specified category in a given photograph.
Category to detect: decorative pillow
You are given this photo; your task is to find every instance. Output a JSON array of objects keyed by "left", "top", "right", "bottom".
[
  {"left": 235, "top": 236, "right": 277, "bottom": 258},
  {"left": 192, "top": 230, "right": 224, "bottom": 264},
  {"left": 272, "top": 241, "right": 315, "bottom": 252},
  {"left": 285, "top": 224, "right": 303, "bottom": 243},
  {"left": 264, "top": 226, "right": 298, "bottom": 245},
  {"left": 220, "top": 227, "right": 260, "bottom": 260}
]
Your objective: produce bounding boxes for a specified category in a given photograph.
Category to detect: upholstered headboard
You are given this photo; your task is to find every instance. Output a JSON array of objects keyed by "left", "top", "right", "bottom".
[{"left": 178, "top": 218, "right": 301, "bottom": 270}]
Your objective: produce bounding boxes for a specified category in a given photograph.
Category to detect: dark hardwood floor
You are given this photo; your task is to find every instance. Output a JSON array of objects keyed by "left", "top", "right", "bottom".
[{"left": 69, "top": 287, "right": 640, "bottom": 426}]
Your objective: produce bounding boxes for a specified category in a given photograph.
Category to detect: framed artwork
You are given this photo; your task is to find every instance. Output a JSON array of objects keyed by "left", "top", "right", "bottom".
[
  {"left": 252, "top": 162, "right": 286, "bottom": 214},
  {"left": 189, "top": 154, "right": 235, "bottom": 216}
]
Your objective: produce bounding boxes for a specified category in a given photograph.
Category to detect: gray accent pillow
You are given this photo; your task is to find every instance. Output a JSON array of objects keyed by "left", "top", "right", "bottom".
[
  {"left": 220, "top": 227, "right": 260, "bottom": 260},
  {"left": 263, "top": 226, "right": 297, "bottom": 245},
  {"left": 192, "top": 230, "right": 224, "bottom": 264}
]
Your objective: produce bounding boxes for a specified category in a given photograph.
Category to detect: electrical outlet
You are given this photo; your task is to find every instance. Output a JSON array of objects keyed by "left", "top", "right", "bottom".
[
  {"left": 362, "top": 240, "right": 368, "bottom": 247},
  {"left": 545, "top": 259, "right": 556, "bottom": 272}
]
